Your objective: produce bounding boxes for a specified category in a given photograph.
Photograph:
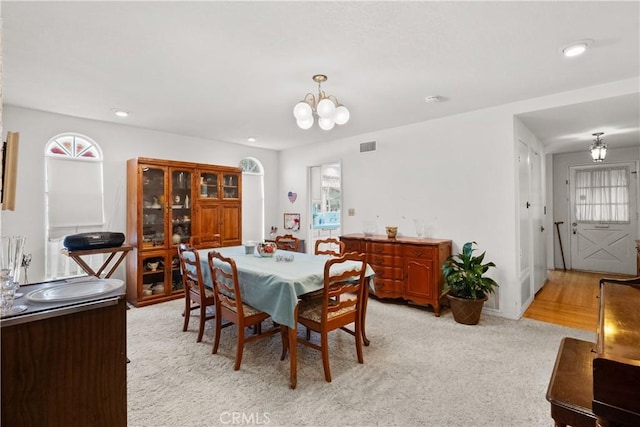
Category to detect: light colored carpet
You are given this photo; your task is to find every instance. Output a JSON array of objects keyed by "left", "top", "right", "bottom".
[{"left": 126, "top": 298, "right": 594, "bottom": 427}]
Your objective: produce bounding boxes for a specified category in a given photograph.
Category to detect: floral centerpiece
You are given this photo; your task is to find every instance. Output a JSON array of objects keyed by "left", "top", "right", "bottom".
[{"left": 256, "top": 241, "right": 277, "bottom": 258}]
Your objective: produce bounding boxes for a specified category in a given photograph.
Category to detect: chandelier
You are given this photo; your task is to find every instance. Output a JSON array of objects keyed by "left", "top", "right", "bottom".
[
  {"left": 293, "top": 74, "right": 350, "bottom": 130},
  {"left": 590, "top": 132, "right": 607, "bottom": 163}
]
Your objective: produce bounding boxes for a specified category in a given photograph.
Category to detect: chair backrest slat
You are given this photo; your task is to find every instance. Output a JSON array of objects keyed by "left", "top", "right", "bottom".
[
  {"left": 208, "top": 250, "right": 244, "bottom": 317},
  {"left": 177, "top": 244, "right": 205, "bottom": 296},
  {"left": 322, "top": 252, "right": 366, "bottom": 319},
  {"left": 275, "top": 234, "right": 300, "bottom": 251},
  {"left": 315, "top": 238, "right": 345, "bottom": 257}
]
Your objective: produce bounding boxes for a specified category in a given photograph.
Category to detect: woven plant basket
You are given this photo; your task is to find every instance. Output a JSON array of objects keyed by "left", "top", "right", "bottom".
[{"left": 446, "top": 294, "right": 488, "bottom": 325}]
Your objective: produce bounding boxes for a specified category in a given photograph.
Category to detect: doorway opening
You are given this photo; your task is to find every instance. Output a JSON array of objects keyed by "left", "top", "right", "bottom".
[{"left": 308, "top": 163, "right": 341, "bottom": 252}]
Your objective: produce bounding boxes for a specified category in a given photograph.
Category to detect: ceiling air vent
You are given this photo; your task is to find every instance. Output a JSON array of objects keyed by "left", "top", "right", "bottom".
[{"left": 360, "top": 141, "right": 376, "bottom": 153}]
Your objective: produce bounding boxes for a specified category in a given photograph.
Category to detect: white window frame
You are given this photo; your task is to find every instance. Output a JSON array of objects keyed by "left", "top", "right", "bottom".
[{"left": 44, "top": 133, "right": 105, "bottom": 280}]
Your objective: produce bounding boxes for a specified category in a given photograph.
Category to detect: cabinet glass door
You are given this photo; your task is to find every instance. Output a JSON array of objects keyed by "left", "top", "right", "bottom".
[
  {"left": 142, "top": 166, "right": 167, "bottom": 249},
  {"left": 170, "top": 168, "right": 192, "bottom": 246},
  {"left": 199, "top": 171, "right": 218, "bottom": 199},
  {"left": 222, "top": 173, "right": 239, "bottom": 199}
]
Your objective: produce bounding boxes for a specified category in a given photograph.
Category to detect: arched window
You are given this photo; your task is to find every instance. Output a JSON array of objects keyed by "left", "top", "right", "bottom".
[
  {"left": 239, "top": 157, "right": 264, "bottom": 242},
  {"left": 239, "top": 158, "right": 263, "bottom": 174},
  {"left": 45, "top": 134, "right": 105, "bottom": 279},
  {"left": 46, "top": 134, "right": 102, "bottom": 158}
]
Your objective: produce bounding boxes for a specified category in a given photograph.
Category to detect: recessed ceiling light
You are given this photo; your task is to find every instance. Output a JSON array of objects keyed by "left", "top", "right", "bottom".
[
  {"left": 560, "top": 39, "right": 593, "bottom": 57},
  {"left": 112, "top": 109, "right": 130, "bottom": 118},
  {"left": 247, "top": 137, "right": 257, "bottom": 142}
]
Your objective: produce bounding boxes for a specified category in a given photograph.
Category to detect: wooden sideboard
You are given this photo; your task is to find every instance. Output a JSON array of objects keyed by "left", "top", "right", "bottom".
[
  {"left": 340, "top": 234, "right": 452, "bottom": 316},
  {"left": 546, "top": 277, "right": 640, "bottom": 427},
  {"left": 1, "top": 283, "right": 127, "bottom": 426}
]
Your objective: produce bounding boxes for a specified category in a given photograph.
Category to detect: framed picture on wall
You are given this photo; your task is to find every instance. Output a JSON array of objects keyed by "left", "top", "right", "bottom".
[{"left": 284, "top": 213, "right": 300, "bottom": 231}]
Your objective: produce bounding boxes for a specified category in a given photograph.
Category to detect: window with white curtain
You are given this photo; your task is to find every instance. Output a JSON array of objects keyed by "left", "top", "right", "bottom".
[
  {"left": 44, "top": 134, "right": 105, "bottom": 279},
  {"left": 575, "top": 167, "right": 630, "bottom": 223},
  {"left": 239, "top": 157, "right": 264, "bottom": 242}
]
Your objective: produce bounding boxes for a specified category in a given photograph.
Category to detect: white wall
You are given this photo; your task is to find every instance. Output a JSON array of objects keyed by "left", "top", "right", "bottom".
[
  {"left": 1, "top": 106, "right": 280, "bottom": 283},
  {"left": 551, "top": 146, "right": 640, "bottom": 270},
  {"left": 278, "top": 78, "right": 639, "bottom": 319},
  {"left": 3, "top": 77, "right": 637, "bottom": 317}
]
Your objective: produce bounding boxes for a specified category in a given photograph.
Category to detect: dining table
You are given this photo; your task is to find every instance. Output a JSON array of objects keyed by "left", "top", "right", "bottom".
[{"left": 197, "top": 245, "right": 375, "bottom": 389}]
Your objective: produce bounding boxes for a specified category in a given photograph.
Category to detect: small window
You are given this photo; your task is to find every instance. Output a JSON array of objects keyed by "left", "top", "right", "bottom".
[{"left": 575, "top": 167, "right": 630, "bottom": 223}]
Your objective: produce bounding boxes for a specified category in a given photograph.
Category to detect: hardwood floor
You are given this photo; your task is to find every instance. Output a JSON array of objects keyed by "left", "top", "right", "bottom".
[{"left": 523, "top": 269, "right": 632, "bottom": 332}]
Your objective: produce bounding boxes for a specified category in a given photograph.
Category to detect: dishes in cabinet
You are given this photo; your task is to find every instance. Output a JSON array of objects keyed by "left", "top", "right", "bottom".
[{"left": 172, "top": 205, "right": 183, "bottom": 209}]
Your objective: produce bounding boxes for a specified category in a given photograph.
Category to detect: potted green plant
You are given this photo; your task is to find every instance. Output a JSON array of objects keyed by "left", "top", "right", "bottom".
[{"left": 442, "top": 241, "right": 498, "bottom": 325}]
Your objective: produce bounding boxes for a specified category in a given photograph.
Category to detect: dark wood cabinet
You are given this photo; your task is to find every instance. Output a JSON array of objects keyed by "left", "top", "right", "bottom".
[
  {"left": 1, "top": 293, "right": 127, "bottom": 426},
  {"left": 127, "top": 157, "right": 242, "bottom": 306},
  {"left": 340, "top": 234, "right": 451, "bottom": 316}
]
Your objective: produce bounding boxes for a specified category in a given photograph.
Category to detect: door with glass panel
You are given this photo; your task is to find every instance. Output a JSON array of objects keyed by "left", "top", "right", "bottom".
[
  {"left": 308, "top": 163, "right": 341, "bottom": 253},
  {"left": 569, "top": 164, "right": 637, "bottom": 274}
]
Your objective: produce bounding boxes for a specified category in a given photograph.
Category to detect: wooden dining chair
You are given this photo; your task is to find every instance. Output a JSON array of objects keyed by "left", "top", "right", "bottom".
[
  {"left": 275, "top": 234, "right": 300, "bottom": 252},
  {"left": 189, "top": 234, "right": 221, "bottom": 249},
  {"left": 177, "top": 244, "right": 216, "bottom": 342},
  {"left": 302, "top": 238, "right": 347, "bottom": 303},
  {"left": 314, "top": 237, "right": 345, "bottom": 257},
  {"left": 296, "top": 252, "right": 368, "bottom": 383},
  {"left": 207, "top": 250, "right": 286, "bottom": 370}
]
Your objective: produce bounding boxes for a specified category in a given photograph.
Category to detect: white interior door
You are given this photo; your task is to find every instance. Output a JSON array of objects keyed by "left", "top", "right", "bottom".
[
  {"left": 569, "top": 164, "right": 637, "bottom": 274},
  {"left": 518, "top": 140, "right": 533, "bottom": 306},
  {"left": 531, "top": 150, "right": 547, "bottom": 293}
]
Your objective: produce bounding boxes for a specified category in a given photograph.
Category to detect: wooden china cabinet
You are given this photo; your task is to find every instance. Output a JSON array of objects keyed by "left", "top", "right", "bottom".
[
  {"left": 340, "top": 234, "right": 451, "bottom": 316},
  {"left": 126, "top": 157, "right": 242, "bottom": 307}
]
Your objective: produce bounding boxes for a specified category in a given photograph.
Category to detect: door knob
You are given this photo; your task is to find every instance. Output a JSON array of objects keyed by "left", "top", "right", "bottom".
[{"left": 540, "top": 226, "right": 545, "bottom": 232}]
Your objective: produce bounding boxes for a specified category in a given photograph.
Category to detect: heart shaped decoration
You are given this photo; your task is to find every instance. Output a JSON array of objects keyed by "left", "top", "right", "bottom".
[{"left": 288, "top": 191, "right": 297, "bottom": 203}]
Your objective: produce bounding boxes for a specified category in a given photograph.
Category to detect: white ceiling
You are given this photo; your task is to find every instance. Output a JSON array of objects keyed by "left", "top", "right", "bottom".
[{"left": 2, "top": 1, "right": 639, "bottom": 152}]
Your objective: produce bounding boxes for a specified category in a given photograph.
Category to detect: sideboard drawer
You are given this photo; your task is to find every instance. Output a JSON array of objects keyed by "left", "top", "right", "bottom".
[
  {"left": 369, "top": 265, "right": 404, "bottom": 280},
  {"left": 368, "top": 254, "right": 403, "bottom": 267},
  {"left": 402, "top": 244, "right": 436, "bottom": 259},
  {"left": 373, "top": 277, "right": 403, "bottom": 294},
  {"left": 367, "top": 242, "right": 397, "bottom": 255},
  {"left": 342, "top": 238, "right": 363, "bottom": 253}
]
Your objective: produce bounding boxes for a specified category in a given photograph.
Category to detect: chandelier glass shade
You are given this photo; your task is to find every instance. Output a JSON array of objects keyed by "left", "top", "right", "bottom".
[
  {"left": 293, "top": 74, "right": 349, "bottom": 130},
  {"left": 590, "top": 132, "right": 607, "bottom": 163}
]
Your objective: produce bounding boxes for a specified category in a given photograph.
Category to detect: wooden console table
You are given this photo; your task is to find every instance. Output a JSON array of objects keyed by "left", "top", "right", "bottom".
[
  {"left": 546, "top": 277, "right": 640, "bottom": 427},
  {"left": 61, "top": 245, "right": 133, "bottom": 278}
]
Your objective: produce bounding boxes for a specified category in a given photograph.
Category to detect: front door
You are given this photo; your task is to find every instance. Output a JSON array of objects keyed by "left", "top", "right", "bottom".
[{"left": 569, "top": 163, "right": 637, "bottom": 274}]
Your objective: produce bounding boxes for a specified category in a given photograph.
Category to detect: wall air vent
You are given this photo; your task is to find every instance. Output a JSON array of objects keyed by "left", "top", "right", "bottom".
[{"left": 360, "top": 141, "right": 376, "bottom": 153}]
